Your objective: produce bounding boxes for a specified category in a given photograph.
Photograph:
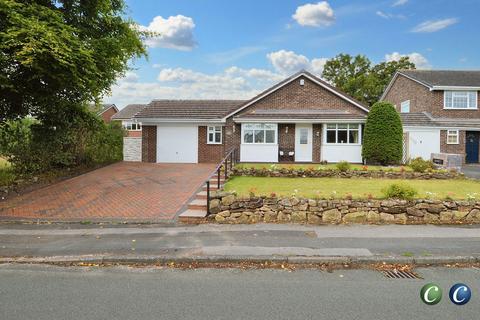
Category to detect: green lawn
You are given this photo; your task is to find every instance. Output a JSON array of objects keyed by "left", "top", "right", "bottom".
[
  {"left": 236, "top": 163, "right": 413, "bottom": 172},
  {"left": 224, "top": 176, "right": 480, "bottom": 200}
]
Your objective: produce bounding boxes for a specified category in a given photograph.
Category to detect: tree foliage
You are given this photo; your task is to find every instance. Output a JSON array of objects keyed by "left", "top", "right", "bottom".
[
  {"left": 362, "top": 102, "right": 403, "bottom": 165},
  {"left": 322, "top": 54, "right": 415, "bottom": 106},
  {"left": 0, "top": 108, "right": 124, "bottom": 173},
  {"left": 0, "top": 0, "right": 146, "bottom": 122}
]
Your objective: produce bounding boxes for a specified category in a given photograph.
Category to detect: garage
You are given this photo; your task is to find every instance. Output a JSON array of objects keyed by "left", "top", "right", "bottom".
[
  {"left": 405, "top": 128, "right": 440, "bottom": 160},
  {"left": 156, "top": 124, "right": 198, "bottom": 163}
]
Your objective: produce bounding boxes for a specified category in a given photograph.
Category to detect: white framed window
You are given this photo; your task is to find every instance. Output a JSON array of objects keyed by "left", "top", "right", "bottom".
[
  {"left": 242, "top": 123, "right": 277, "bottom": 144},
  {"left": 325, "top": 124, "right": 361, "bottom": 145},
  {"left": 207, "top": 126, "right": 222, "bottom": 144},
  {"left": 446, "top": 130, "right": 459, "bottom": 144},
  {"left": 123, "top": 121, "right": 142, "bottom": 131},
  {"left": 401, "top": 100, "right": 410, "bottom": 113},
  {"left": 444, "top": 91, "right": 477, "bottom": 109}
]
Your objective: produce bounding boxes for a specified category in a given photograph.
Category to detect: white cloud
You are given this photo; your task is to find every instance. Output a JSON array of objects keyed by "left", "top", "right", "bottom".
[
  {"left": 121, "top": 71, "right": 139, "bottom": 83},
  {"left": 376, "top": 11, "right": 405, "bottom": 19},
  {"left": 140, "top": 15, "right": 196, "bottom": 50},
  {"left": 267, "top": 50, "right": 310, "bottom": 74},
  {"left": 411, "top": 18, "right": 458, "bottom": 33},
  {"left": 105, "top": 51, "right": 331, "bottom": 108},
  {"left": 293, "top": 1, "right": 335, "bottom": 27},
  {"left": 267, "top": 50, "right": 328, "bottom": 75},
  {"left": 385, "top": 52, "right": 431, "bottom": 69},
  {"left": 105, "top": 67, "right": 286, "bottom": 108},
  {"left": 392, "top": 0, "right": 408, "bottom": 7}
]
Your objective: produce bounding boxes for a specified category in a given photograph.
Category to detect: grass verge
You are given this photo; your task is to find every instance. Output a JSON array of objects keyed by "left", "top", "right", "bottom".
[{"left": 224, "top": 176, "right": 480, "bottom": 200}]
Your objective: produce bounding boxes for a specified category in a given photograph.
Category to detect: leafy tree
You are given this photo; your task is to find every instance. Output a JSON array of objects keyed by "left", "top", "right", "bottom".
[
  {"left": 362, "top": 102, "right": 403, "bottom": 165},
  {"left": 322, "top": 54, "right": 415, "bottom": 106},
  {"left": 0, "top": 0, "right": 146, "bottom": 122}
]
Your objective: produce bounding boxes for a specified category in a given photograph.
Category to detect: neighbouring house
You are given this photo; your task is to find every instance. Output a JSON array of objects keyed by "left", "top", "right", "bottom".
[
  {"left": 132, "top": 70, "right": 369, "bottom": 164},
  {"left": 111, "top": 104, "right": 147, "bottom": 162},
  {"left": 381, "top": 70, "right": 480, "bottom": 164},
  {"left": 90, "top": 103, "right": 119, "bottom": 123}
]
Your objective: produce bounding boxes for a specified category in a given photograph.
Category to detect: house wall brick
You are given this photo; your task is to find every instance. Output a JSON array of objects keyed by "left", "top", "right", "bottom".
[
  {"left": 440, "top": 130, "right": 466, "bottom": 160},
  {"left": 224, "top": 119, "right": 241, "bottom": 161},
  {"left": 142, "top": 125, "right": 157, "bottom": 163},
  {"left": 383, "top": 74, "right": 480, "bottom": 118},
  {"left": 313, "top": 124, "right": 322, "bottom": 162},
  {"left": 278, "top": 124, "right": 295, "bottom": 162},
  {"left": 198, "top": 126, "right": 225, "bottom": 163},
  {"left": 101, "top": 107, "right": 117, "bottom": 123},
  {"left": 126, "top": 130, "right": 142, "bottom": 138},
  {"left": 236, "top": 76, "right": 368, "bottom": 116}
]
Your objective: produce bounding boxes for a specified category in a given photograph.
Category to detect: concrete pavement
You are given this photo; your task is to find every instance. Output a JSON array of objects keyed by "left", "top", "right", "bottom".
[
  {"left": 0, "top": 264, "right": 478, "bottom": 320},
  {"left": 1, "top": 223, "right": 480, "bottom": 265}
]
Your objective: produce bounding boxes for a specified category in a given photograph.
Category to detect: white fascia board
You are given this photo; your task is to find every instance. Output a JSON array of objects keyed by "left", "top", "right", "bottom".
[
  {"left": 233, "top": 118, "right": 366, "bottom": 124},
  {"left": 134, "top": 118, "right": 226, "bottom": 124},
  {"left": 430, "top": 86, "right": 480, "bottom": 91},
  {"left": 403, "top": 125, "right": 480, "bottom": 131},
  {"left": 222, "top": 72, "right": 369, "bottom": 121}
]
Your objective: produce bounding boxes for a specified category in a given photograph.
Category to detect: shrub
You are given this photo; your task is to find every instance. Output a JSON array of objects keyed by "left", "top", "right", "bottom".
[
  {"left": 408, "top": 157, "right": 434, "bottom": 173},
  {"left": 382, "top": 183, "right": 418, "bottom": 200},
  {"left": 336, "top": 161, "right": 351, "bottom": 172},
  {"left": 362, "top": 102, "right": 403, "bottom": 165}
]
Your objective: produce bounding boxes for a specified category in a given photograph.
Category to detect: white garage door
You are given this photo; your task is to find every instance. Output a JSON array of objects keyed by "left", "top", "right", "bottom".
[
  {"left": 407, "top": 129, "right": 440, "bottom": 160},
  {"left": 156, "top": 124, "right": 198, "bottom": 163}
]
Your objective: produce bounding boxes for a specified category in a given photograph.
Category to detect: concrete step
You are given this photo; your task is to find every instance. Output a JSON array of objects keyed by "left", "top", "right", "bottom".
[
  {"left": 196, "top": 191, "right": 208, "bottom": 199},
  {"left": 187, "top": 199, "right": 207, "bottom": 210},
  {"left": 202, "top": 184, "right": 223, "bottom": 191},
  {"left": 178, "top": 209, "right": 208, "bottom": 224}
]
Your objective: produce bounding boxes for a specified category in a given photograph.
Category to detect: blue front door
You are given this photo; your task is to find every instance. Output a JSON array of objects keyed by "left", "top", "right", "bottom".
[{"left": 466, "top": 132, "right": 480, "bottom": 163}]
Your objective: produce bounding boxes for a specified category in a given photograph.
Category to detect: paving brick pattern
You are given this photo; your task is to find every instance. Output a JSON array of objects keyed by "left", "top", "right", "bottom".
[{"left": 0, "top": 162, "right": 215, "bottom": 221}]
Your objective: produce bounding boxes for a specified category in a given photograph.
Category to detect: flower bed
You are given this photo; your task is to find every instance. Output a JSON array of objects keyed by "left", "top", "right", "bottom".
[
  {"left": 232, "top": 167, "right": 462, "bottom": 180},
  {"left": 208, "top": 192, "right": 480, "bottom": 225}
]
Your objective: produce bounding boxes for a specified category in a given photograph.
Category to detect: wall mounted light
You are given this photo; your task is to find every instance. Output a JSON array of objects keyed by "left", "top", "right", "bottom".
[
  {"left": 232, "top": 125, "right": 236, "bottom": 133},
  {"left": 316, "top": 131, "right": 320, "bottom": 137},
  {"left": 285, "top": 126, "right": 289, "bottom": 133}
]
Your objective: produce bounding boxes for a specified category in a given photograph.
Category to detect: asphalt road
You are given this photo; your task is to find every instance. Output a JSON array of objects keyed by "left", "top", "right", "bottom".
[
  {"left": 0, "top": 264, "right": 478, "bottom": 320},
  {"left": 1, "top": 224, "right": 480, "bottom": 259}
]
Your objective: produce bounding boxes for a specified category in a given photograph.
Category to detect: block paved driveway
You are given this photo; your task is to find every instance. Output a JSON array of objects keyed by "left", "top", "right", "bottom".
[{"left": 0, "top": 162, "right": 215, "bottom": 221}]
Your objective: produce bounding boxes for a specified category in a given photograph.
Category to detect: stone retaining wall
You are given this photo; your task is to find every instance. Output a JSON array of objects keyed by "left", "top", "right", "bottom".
[
  {"left": 123, "top": 137, "right": 141, "bottom": 162},
  {"left": 232, "top": 167, "right": 462, "bottom": 180},
  {"left": 209, "top": 193, "right": 480, "bottom": 225}
]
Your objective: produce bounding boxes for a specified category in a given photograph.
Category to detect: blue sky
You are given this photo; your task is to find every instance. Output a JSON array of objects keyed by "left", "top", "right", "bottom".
[{"left": 106, "top": 0, "right": 480, "bottom": 108}]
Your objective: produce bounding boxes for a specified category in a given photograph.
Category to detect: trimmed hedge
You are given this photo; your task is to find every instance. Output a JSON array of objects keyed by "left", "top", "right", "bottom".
[{"left": 362, "top": 101, "right": 403, "bottom": 165}]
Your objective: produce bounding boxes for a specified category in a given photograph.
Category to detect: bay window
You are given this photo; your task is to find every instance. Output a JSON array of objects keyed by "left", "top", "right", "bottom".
[
  {"left": 207, "top": 126, "right": 222, "bottom": 144},
  {"left": 325, "top": 124, "right": 361, "bottom": 144},
  {"left": 242, "top": 124, "right": 277, "bottom": 144},
  {"left": 444, "top": 91, "right": 477, "bottom": 109}
]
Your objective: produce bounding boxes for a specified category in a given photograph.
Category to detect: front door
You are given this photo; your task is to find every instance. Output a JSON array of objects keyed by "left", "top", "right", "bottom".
[
  {"left": 466, "top": 131, "right": 480, "bottom": 163},
  {"left": 295, "top": 124, "right": 313, "bottom": 162}
]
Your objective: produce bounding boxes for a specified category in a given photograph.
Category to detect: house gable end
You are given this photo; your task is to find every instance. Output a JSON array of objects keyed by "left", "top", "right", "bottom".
[{"left": 226, "top": 72, "right": 369, "bottom": 120}]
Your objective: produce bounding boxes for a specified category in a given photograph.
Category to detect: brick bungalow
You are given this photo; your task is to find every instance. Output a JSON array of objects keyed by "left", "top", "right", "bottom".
[
  {"left": 381, "top": 70, "right": 480, "bottom": 164},
  {"left": 91, "top": 103, "right": 119, "bottom": 123},
  {"left": 133, "top": 70, "right": 369, "bottom": 164}
]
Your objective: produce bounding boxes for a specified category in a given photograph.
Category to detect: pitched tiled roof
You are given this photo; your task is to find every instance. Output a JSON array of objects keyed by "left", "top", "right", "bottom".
[
  {"left": 89, "top": 104, "right": 118, "bottom": 115},
  {"left": 135, "top": 100, "right": 246, "bottom": 120},
  {"left": 234, "top": 109, "right": 367, "bottom": 120},
  {"left": 401, "top": 112, "right": 480, "bottom": 128},
  {"left": 400, "top": 70, "right": 480, "bottom": 88},
  {"left": 400, "top": 112, "right": 434, "bottom": 126},
  {"left": 112, "top": 104, "right": 146, "bottom": 120}
]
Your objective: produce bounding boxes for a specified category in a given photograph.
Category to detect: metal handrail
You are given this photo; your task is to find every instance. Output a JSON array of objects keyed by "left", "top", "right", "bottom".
[{"left": 206, "top": 148, "right": 237, "bottom": 215}]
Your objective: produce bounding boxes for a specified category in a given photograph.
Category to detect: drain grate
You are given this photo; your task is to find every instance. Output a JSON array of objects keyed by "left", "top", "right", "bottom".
[{"left": 382, "top": 270, "right": 422, "bottom": 279}]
